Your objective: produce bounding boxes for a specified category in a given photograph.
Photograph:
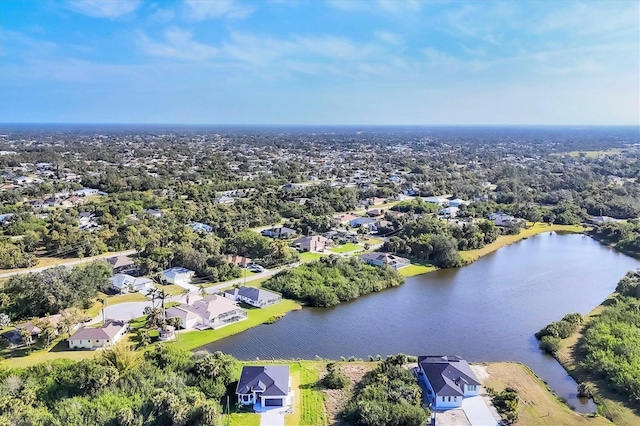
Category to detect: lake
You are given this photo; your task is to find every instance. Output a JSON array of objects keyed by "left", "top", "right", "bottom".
[{"left": 202, "top": 233, "right": 639, "bottom": 412}]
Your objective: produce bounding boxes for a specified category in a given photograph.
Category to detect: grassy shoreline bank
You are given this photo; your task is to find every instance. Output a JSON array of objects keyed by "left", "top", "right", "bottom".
[
  {"left": 554, "top": 295, "right": 640, "bottom": 426},
  {"left": 400, "top": 223, "right": 586, "bottom": 277}
]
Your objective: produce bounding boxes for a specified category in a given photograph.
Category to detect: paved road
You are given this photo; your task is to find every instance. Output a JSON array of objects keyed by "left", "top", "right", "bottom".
[
  {"left": 0, "top": 249, "right": 137, "bottom": 278},
  {"left": 203, "top": 267, "right": 284, "bottom": 294}
]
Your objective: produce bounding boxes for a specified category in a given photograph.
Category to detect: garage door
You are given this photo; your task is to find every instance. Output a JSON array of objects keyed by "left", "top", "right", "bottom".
[{"left": 264, "top": 398, "right": 283, "bottom": 406}]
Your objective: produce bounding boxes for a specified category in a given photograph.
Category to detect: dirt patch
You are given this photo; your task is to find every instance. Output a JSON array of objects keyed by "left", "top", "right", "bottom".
[
  {"left": 434, "top": 408, "right": 471, "bottom": 426},
  {"left": 320, "top": 362, "right": 377, "bottom": 426},
  {"left": 485, "top": 362, "right": 612, "bottom": 426}
]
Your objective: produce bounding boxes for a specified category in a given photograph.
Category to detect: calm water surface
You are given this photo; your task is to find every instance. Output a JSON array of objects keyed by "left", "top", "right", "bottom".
[{"left": 204, "top": 233, "right": 639, "bottom": 412}]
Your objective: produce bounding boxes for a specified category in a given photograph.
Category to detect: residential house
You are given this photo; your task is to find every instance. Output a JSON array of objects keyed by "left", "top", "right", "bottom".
[
  {"left": 215, "top": 195, "right": 235, "bottom": 204},
  {"left": 366, "top": 208, "right": 385, "bottom": 217},
  {"left": 439, "top": 207, "right": 460, "bottom": 218},
  {"left": 74, "top": 188, "right": 99, "bottom": 197},
  {"left": 161, "top": 267, "right": 195, "bottom": 286},
  {"left": 224, "top": 286, "right": 282, "bottom": 308},
  {"left": 261, "top": 226, "right": 297, "bottom": 239},
  {"left": 16, "top": 314, "right": 63, "bottom": 339},
  {"left": 588, "top": 215, "right": 622, "bottom": 225},
  {"left": 333, "top": 213, "right": 360, "bottom": 225},
  {"left": 144, "top": 208, "right": 162, "bottom": 218},
  {"left": 225, "top": 254, "right": 253, "bottom": 267},
  {"left": 0, "top": 213, "right": 14, "bottom": 224},
  {"left": 417, "top": 355, "right": 481, "bottom": 409},
  {"left": 68, "top": 320, "right": 128, "bottom": 350},
  {"left": 110, "top": 274, "right": 154, "bottom": 294},
  {"left": 292, "top": 235, "right": 332, "bottom": 252},
  {"left": 190, "top": 222, "right": 213, "bottom": 233},
  {"left": 423, "top": 196, "right": 448, "bottom": 206},
  {"left": 448, "top": 198, "right": 469, "bottom": 208},
  {"left": 348, "top": 216, "right": 377, "bottom": 228},
  {"left": 323, "top": 229, "right": 359, "bottom": 244},
  {"left": 236, "top": 365, "right": 292, "bottom": 407},
  {"left": 107, "top": 255, "right": 136, "bottom": 274},
  {"left": 488, "top": 212, "right": 515, "bottom": 226},
  {"left": 360, "top": 252, "right": 411, "bottom": 269},
  {"left": 165, "top": 295, "right": 248, "bottom": 330}
]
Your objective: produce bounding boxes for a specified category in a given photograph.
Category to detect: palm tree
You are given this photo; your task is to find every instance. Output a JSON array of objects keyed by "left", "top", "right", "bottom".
[
  {"left": 198, "top": 284, "right": 207, "bottom": 298},
  {"left": 146, "top": 287, "right": 159, "bottom": 309},
  {"left": 157, "top": 289, "right": 170, "bottom": 319},
  {"left": 182, "top": 287, "right": 191, "bottom": 305},
  {"left": 97, "top": 297, "right": 107, "bottom": 324}
]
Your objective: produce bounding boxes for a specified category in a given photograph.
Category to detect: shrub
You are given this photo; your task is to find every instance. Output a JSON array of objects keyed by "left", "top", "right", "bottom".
[
  {"left": 322, "top": 364, "right": 349, "bottom": 390},
  {"left": 539, "top": 335, "right": 561, "bottom": 354}
]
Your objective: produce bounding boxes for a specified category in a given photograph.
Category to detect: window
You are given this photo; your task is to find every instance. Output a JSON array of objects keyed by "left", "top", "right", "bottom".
[
  {"left": 442, "top": 396, "right": 446, "bottom": 402},
  {"left": 447, "top": 396, "right": 451, "bottom": 402}
]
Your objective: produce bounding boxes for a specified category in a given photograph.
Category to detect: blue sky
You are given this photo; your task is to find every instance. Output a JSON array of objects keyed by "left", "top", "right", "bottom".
[{"left": 0, "top": 0, "right": 638, "bottom": 125}]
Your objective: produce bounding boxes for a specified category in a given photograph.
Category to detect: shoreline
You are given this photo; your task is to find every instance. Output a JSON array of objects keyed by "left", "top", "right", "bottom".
[
  {"left": 401, "top": 222, "right": 586, "bottom": 277},
  {"left": 553, "top": 294, "right": 640, "bottom": 426}
]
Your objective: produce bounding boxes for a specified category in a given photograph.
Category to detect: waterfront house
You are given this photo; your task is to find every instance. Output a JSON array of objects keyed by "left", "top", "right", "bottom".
[
  {"left": 292, "top": 235, "right": 332, "bottom": 252},
  {"left": 333, "top": 213, "right": 360, "bottom": 225},
  {"left": 360, "top": 252, "right": 410, "bottom": 269},
  {"left": 109, "top": 274, "right": 154, "bottom": 294},
  {"left": 68, "top": 320, "right": 128, "bottom": 350},
  {"left": 236, "top": 365, "right": 292, "bottom": 407},
  {"left": 488, "top": 212, "right": 516, "bottom": 226},
  {"left": 348, "top": 216, "right": 377, "bottom": 228},
  {"left": 161, "top": 267, "right": 195, "bottom": 286},
  {"left": 417, "top": 355, "right": 481, "bottom": 409},
  {"left": 165, "top": 295, "right": 248, "bottom": 330},
  {"left": 224, "top": 286, "right": 282, "bottom": 308}
]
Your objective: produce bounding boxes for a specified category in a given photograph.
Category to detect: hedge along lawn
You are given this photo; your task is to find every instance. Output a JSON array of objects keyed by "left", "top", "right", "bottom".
[
  {"left": 328, "top": 243, "right": 362, "bottom": 253},
  {"left": 168, "top": 299, "right": 301, "bottom": 351}
]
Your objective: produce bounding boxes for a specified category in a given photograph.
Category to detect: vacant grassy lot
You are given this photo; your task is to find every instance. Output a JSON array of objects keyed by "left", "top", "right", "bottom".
[
  {"left": 564, "top": 148, "right": 625, "bottom": 158},
  {"left": 3, "top": 338, "right": 101, "bottom": 368},
  {"left": 299, "top": 252, "right": 326, "bottom": 263},
  {"left": 170, "top": 299, "right": 301, "bottom": 351},
  {"left": 84, "top": 291, "right": 149, "bottom": 318},
  {"left": 554, "top": 298, "right": 640, "bottom": 426},
  {"left": 286, "top": 362, "right": 328, "bottom": 426},
  {"left": 399, "top": 263, "right": 437, "bottom": 277},
  {"left": 329, "top": 243, "right": 361, "bottom": 253},
  {"left": 484, "top": 362, "right": 612, "bottom": 426},
  {"left": 460, "top": 223, "right": 586, "bottom": 263}
]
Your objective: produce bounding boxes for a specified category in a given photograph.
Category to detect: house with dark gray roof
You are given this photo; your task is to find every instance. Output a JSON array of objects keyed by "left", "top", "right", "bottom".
[
  {"left": 224, "top": 286, "right": 282, "bottom": 308},
  {"left": 236, "top": 365, "right": 291, "bottom": 408},
  {"left": 360, "top": 252, "right": 411, "bottom": 269},
  {"left": 417, "top": 355, "right": 481, "bottom": 409}
]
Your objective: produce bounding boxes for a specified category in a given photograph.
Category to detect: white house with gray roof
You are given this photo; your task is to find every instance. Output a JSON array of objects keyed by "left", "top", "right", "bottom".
[
  {"left": 109, "top": 274, "right": 153, "bottom": 294},
  {"left": 236, "top": 365, "right": 292, "bottom": 408},
  {"left": 418, "top": 355, "right": 480, "bottom": 409},
  {"left": 224, "top": 286, "right": 282, "bottom": 308},
  {"left": 165, "top": 295, "right": 247, "bottom": 330}
]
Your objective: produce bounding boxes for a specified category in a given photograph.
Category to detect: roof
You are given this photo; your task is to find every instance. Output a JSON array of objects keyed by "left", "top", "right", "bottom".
[
  {"left": 293, "top": 235, "right": 331, "bottom": 245},
  {"left": 107, "top": 255, "right": 135, "bottom": 269},
  {"left": 171, "top": 295, "right": 243, "bottom": 321},
  {"left": 360, "top": 252, "right": 409, "bottom": 265},
  {"left": 110, "top": 274, "right": 153, "bottom": 289},
  {"left": 16, "top": 314, "right": 62, "bottom": 335},
  {"left": 225, "top": 286, "right": 280, "bottom": 302},
  {"left": 69, "top": 320, "right": 127, "bottom": 341},
  {"left": 162, "top": 267, "right": 194, "bottom": 277},
  {"left": 225, "top": 254, "right": 253, "bottom": 266},
  {"left": 236, "top": 365, "right": 289, "bottom": 397},
  {"left": 418, "top": 355, "right": 481, "bottom": 397}
]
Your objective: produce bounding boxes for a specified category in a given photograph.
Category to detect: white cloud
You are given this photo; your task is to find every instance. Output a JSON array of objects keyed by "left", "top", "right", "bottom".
[
  {"left": 66, "top": 0, "right": 141, "bottom": 18},
  {"left": 138, "top": 28, "right": 219, "bottom": 61},
  {"left": 375, "top": 31, "right": 402, "bottom": 45},
  {"left": 184, "top": 0, "right": 253, "bottom": 20},
  {"left": 150, "top": 8, "right": 175, "bottom": 22}
]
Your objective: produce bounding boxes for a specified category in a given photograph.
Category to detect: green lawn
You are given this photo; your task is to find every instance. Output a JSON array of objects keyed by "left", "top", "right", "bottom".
[
  {"left": 85, "top": 291, "right": 149, "bottom": 318},
  {"left": 294, "top": 362, "right": 328, "bottom": 426},
  {"left": 198, "top": 269, "right": 259, "bottom": 288},
  {"left": 399, "top": 263, "right": 437, "bottom": 277},
  {"left": 328, "top": 243, "right": 362, "bottom": 253},
  {"left": 229, "top": 412, "right": 260, "bottom": 426},
  {"left": 299, "top": 252, "right": 326, "bottom": 263},
  {"left": 158, "top": 284, "right": 189, "bottom": 296},
  {"left": 168, "top": 299, "right": 301, "bottom": 351}
]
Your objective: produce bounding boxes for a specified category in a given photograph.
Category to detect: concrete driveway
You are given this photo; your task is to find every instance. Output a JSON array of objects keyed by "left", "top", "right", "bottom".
[
  {"left": 259, "top": 407, "right": 285, "bottom": 426},
  {"left": 461, "top": 396, "right": 500, "bottom": 426}
]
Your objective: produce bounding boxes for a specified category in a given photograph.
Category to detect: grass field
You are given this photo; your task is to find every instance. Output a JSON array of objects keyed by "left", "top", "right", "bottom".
[
  {"left": 459, "top": 223, "right": 586, "bottom": 263},
  {"left": 169, "top": 299, "right": 301, "bottom": 351},
  {"left": 564, "top": 148, "right": 625, "bottom": 158},
  {"left": 2, "top": 338, "right": 101, "bottom": 368},
  {"left": 554, "top": 296, "right": 640, "bottom": 426},
  {"left": 328, "top": 243, "right": 361, "bottom": 253},
  {"left": 289, "top": 362, "right": 328, "bottom": 426},
  {"left": 228, "top": 412, "right": 260, "bottom": 426},
  {"left": 484, "top": 362, "right": 612, "bottom": 425},
  {"left": 299, "top": 252, "right": 326, "bottom": 263},
  {"left": 157, "top": 284, "right": 188, "bottom": 296},
  {"left": 399, "top": 263, "right": 438, "bottom": 277}
]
